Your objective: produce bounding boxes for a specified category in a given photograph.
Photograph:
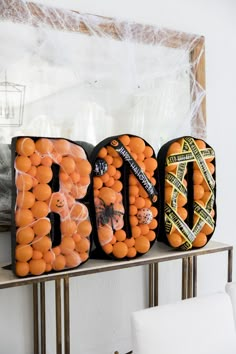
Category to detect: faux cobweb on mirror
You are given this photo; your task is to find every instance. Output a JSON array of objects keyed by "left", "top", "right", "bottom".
[{"left": 0, "top": 0, "right": 206, "bottom": 227}]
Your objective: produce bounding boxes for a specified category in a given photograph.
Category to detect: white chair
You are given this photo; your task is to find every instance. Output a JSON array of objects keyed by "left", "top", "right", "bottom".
[
  {"left": 226, "top": 281, "right": 236, "bottom": 327},
  {"left": 131, "top": 292, "right": 236, "bottom": 354}
]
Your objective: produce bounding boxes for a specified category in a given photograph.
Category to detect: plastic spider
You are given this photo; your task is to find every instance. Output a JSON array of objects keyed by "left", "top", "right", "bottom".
[{"left": 95, "top": 197, "right": 124, "bottom": 231}]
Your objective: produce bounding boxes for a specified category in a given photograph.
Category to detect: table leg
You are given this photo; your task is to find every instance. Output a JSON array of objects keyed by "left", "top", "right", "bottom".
[
  {"left": 33, "top": 283, "right": 39, "bottom": 354},
  {"left": 64, "top": 276, "right": 70, "bottom": 354},
  {"left": 154, "top": 263, "right": 158, "bottom": 306},
  {"left": 182, "top": 258, "right": 188, "bottom": 299},
  {"left": 148, "top": 264, "right": 154, "bottom": 307},
  {"left": 193, "top": 256, "right": 197, "bottom": 297},
  {"left": 228, "top": 248, "right": 233, "bottom": 282},
  {"left": 187, "top": 257, "right": 193, "bottom": 298},
  {"left": 55, "top": 279, "right": 62, "bottom": 354},
  {"left": 40, "top": 282, "right": 46, "bottom": 354}
]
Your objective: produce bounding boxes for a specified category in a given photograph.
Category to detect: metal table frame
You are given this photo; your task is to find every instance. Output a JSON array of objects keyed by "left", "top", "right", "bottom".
[{"left": 0, "top": 240, "right": 233, "bottom": 354}]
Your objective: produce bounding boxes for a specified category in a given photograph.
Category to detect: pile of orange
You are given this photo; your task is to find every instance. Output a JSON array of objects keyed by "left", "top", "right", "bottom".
[
  {"left": 165, "top": 138, "right": 215, "bottom": 249},
  {"left": 93, "top": 135, "right": 158, "bottom": 259},
  {"left": 14, "top": 137, "right": 92, "bottom": 277}
]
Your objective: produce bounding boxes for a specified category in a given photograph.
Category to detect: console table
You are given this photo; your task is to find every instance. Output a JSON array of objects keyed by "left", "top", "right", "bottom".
[{"left": 0, "top": 240, "right": 233, "bottom": 354}]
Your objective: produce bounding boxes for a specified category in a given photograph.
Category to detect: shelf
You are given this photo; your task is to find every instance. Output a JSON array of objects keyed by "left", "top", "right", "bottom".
[{"left": 0, "top": 240, "right": 232, "bottom": 289}]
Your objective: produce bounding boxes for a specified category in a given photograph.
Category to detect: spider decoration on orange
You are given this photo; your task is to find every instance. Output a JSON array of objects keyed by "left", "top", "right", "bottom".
[{"left": 95, "top": 197, "right": 124, "bottom": 231}]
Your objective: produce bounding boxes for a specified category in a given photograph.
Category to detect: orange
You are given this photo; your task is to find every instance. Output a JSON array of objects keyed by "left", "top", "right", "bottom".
[
  {"left": 60, "top": 171, "right": 69, "bottom": 182},
  {"left": 201, "top": 191, "right": 212, "bottom": 205},
  {"left": 52, "top": 246, "right": 61, "bottom": 256},
  {"left": 102, "top": 243, "right": 113, "bottom": 254},
  {"left": 115, "top": 229, "right": 126, "bottom": 242},
  {"left": 129, "top": 205, "right": 138, "bottom": 216},
  {"left": 112, "top": 157, "right": 123, "bottom": 168},
  {"left": 52, "top": 254, "right": 66, "bottom": 271},
  {"left": 146, "top": 230, "right": 156, "bottom": 241},
  {"left": 33, "top": 219, "right": 51, "bottom": 237},
  {"left": 30, "top": 153, "right": 41, "bottom": 166},
  {"left": 31, "top": 201, "right": 49, "bottom": 219},
  {"left": 98, "top": 225, "right": 113, "bottom": 245},
  {"left": 65, "top": 251, "right": 81, "bottom": 268},
  {"left": 99, "top": 187, "right": 116, "bottom": 205},
  {"left": 35, "top": 138, "right": 53, "bottom": 155},
  {"left": 45, "top": 264, "right": 52, "bottom": 272},
  {"left": 194, "top": 185, "right": 205, "bottom": 200},
  {"left": 69, "top": 171, "right": 80, "bottom": 183},
  {"left": 139, "top": 224, "right": 149, "bottom": 235},
  {"left": 137, "top": 153, "right": 145, "bottom": 161},
  {"left": 195, "top": 140, "right": 206, "bottom": 150},
  {"left": 98, "top": 147, "right": 107, "bottom": 158},
  {"left": 15, "top": 209, "right": 34, "bottom": 227},
  {"left": 73, "top": 233, "right": 82, "bottom": 243},
  {"left": 53, "top": 139, "right": 70, "bottom": 155},
  {"left": 43, "top": 250, "right": 55, "bottom": 264},
  {"left": 177, "top": 194, "right": 187, "bottom": 207},
  {"left": 129, "top": 175, "right": 138, "bottom": 186},
  {"left": 113, "top": 170, "right": 121, "bottom": 180},
  {"left": 60, "top": 237, "right": 76, "bottom": 255},
  {"left": 207, "top": 162, "right": 215, "bottom": 175},
  {"left": 78, "top": 175, "right": 90, "bottom": 186},
  {"left": 144, "top": 158, "right": 158, "bottom": 172},
  {"left": 131, "top": 226, "right": 141, "bottom": 238},
  {"left": 112, "top": 180, "right": 123, "bottom": 193},
  {"left": 15, "top": 244, "right": 33, "bottom": 262},
  {"left": 112, "top": 242, "right": 128, "bottom": 258},
  {"left": 192, "top": 232, "right": 207, "bottom": 247},
  {"left": 201, "top": 223, "right": 214, "bottom": 235},
  {"left": 29, "top": 259, "right": 46, "bottom": 275},
  {"left": 33, "top": 235, "right": 52, "bottom": 253},
  {"left": 131, "top": 152, "right": 137, "bottom": 161},
  {"left": 36, "top": 166, "right": 53, "bottom": 184},
  {"left": 15, "top": 261, "right": 30, "bottom": 277},
  {"left": 100, "top": 173, "right": 109, "bottom": 183},
  {"left": 61, "top": 156, "right": 76, "bottom": 175},
  {"left": 16, "top": 191, "right": 35, "bottom": 209},
  {"left": 103, "top": 155, "right": 113, "bottom": 165},
  {"left": 177, "top": 207, "right": 188, "bottom": 220},
  {"left": 149, "top": 219, "right": 158, "bottom": 230},
  {"left": 107, "top": 165, "right": 116, "bottom": 177},
  {"left": 134, "top": 197, "right": 145, "bottom": 209},
  {"left": 105, "top": 177, "right": 114, "bottom": 187},
  {"left": 202, "top": 179, "right": 210, "bottom": 191},
  {"left": 167, "top": 232, "right": 184, "bottom": 248},
  {"left": 70, "top": 203, "right": 88, "bottom": 220},
  {"left": 135, "top": 236, "right": 150, "bottom": 253},
  {"left": 127, "top": 247, "right": 137, "bottom": 258},
  {"left": 124, "top": 237, "right": 135, "bottom": 248},
  {"left": 33, "top": 184, "right": 52, "bottom": 201},
  {"left": 129, "top": 195, "right": 135, "bottom": 205},
  {"left": 61, "top": 220, "right": 77, "bottom": 237},
  {"left": 80, "top": 252, "right": 89, "bottom": 262},
  {"left": 16, "top": 174, "right": 33, "bottom": 191},
  {"left": 119, "top": 135, "right": 130, "bottom": 146},
  {"left": 15, "top": 156, "right": 31, "bottom": 173},
  {"left": 16, "top": 137, "right": 35, "bottom": 156},
  {"left": 193, "top": 170, "right": 204, "bottom": 185},
  {"left": 137, "top": 160, "right": 145, "bottom": 171},
  {"left": 27, "top": 166, "right": 37, "bottom": 177},
  {"left": 76, "top": 159, "right": 92, "bottom": 176},
  {"left": 150, "top": 177, "right": 156, "bottom": 185},
  {"left": 41, "top": 156, "right": 53, "bottom": 167},
  {"left": 130, "top": 216, "right": 138, "bottom": 226},
  {"left": 144, "top": 146, "right": 153, "bottom": 158},
  {"left": 75, "top": 238, "right": 90, "bottom": 253},
  {"left": 138, "top": 185, "right": 148, "bottom": 198},
  {"left": 77, "top": 220, "right": 92, "bottom": 237},
  {"left": 150, "top": 206, "right": 158, "bottom": 217},
  {"left": 71, "top": 185, "right": 87, "bottom": 199},
  {"left": 129, "top": 185, "right": 139, "bottom": 197},
  {"left": 144, "top": 199, "right": 152, "bottom": 208},
  {"left": 107, "top": 146, "right": 119, "bottom": 157},
  {"left": 129, "top": 137, "right": 145, "bottom": 154},
  {"left": 168, "top": 142, "right": 181, "bottom": 155},
  {"left": 32, "top": 250, "right": 43, "bottom": 260},
  {"left": 16, "top": 226, "right": 34, "bottom": 244}
]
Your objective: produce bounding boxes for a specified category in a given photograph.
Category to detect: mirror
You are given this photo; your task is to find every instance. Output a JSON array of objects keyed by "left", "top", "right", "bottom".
[{"left": 0, "top": 0, "right": 206, "bottom": 227}]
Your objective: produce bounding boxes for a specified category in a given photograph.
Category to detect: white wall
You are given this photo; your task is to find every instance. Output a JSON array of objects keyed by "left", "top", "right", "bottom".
[{"left": 0, "top": 0, "right": 236, "bottom": 353}]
